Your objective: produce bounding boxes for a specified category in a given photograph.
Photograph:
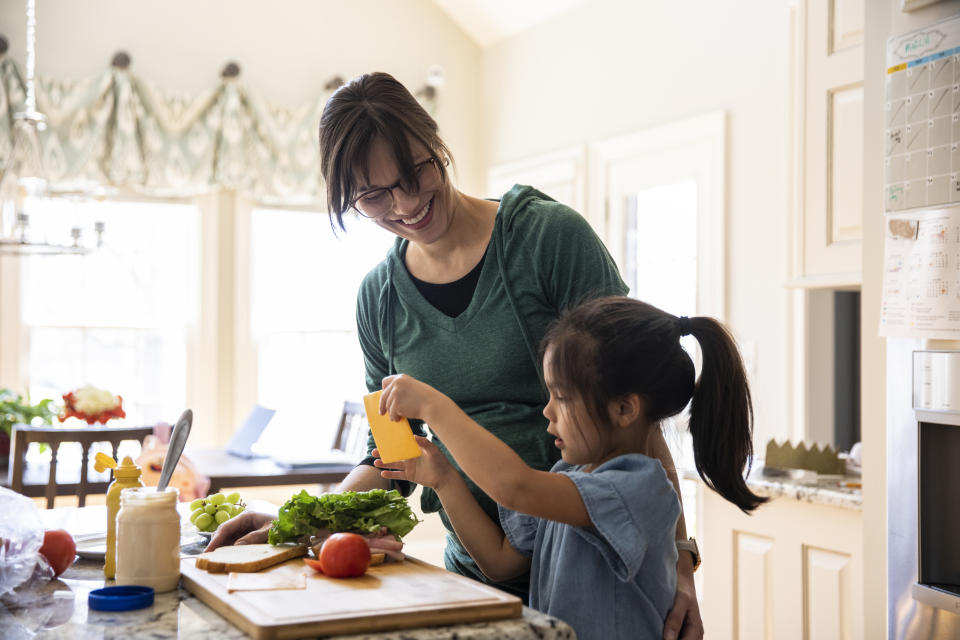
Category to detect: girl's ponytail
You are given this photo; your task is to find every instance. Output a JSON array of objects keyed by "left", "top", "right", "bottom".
[
  {"left": 542, "top": 297, "right": 767, "bottom": 514},
  {"left": 685, "top": 316, "right": 767, "bottom": 513}
]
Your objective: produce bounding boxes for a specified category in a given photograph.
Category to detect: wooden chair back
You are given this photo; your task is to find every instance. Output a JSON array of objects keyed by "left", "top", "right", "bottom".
[
  {"left": 7, "top": 424, "right": 154, "bottom": 508},
  {"left": 331, "top": 401, "right": 369, "bottom": 461}
]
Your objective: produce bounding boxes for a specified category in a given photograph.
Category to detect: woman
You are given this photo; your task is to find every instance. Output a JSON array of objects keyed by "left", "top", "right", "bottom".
[{"left": 208, "top": 72, "right": 703, "bottom": 640}]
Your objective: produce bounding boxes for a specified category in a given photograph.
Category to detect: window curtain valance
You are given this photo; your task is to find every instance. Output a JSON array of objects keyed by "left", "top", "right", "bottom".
[{"left": 0, "top": 54, "right": 338, "bottom": 206}]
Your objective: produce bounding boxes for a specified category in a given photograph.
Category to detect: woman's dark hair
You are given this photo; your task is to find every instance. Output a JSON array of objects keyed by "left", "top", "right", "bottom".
[
  {"left": 318, "top": 72, "right": 453, "bottom": 230},
  {"left": 542, "top": 296, "right": 766, "bottom": 513}
]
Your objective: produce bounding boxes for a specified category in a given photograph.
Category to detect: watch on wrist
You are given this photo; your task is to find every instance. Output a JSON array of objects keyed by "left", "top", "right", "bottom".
[{"left": 676, "top": 537, "right": 701, "bottom": 572}]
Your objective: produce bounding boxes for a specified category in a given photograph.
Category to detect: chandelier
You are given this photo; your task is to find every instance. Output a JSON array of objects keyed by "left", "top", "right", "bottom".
[{"left": 0, "top": 0, "right": 104, "bottom": 256}]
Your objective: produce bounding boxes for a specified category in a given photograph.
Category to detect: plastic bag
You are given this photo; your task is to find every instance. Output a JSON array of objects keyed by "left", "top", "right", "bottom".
[
  {"left": 136, "top": 434, "right": 210, "bottom": 501},
  {"left": 0, "top": 487, "right": 53, "bottom": 598}
]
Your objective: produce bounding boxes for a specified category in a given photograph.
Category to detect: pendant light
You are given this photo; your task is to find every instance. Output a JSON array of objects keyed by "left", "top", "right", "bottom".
[{"left": 0, "top": 0, "right": 104, "bottom": 256}]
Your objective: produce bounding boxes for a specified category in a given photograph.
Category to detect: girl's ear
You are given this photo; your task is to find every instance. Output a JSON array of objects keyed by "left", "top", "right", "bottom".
[{"left": 608, "top": 393, "right": 644, "bottom": 429}]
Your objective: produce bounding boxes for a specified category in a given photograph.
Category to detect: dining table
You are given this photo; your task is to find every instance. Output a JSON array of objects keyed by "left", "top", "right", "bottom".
[
  {"left": 184, "top": 448, "right": 355, "bottom": 494},
  {"left": 1, "top": 440, "right": 357, "bottom": 500},
  {"left": 0, "top": 502, "right": 577, "bottom": 639}
]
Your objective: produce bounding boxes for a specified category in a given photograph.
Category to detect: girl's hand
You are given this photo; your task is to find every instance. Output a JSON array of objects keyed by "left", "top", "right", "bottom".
[
  {"left": 373, "top": 436, "right": 455, "bottom": 490},
  {"left": 380, "top": 374, "right": 447, "bottom": 424}
]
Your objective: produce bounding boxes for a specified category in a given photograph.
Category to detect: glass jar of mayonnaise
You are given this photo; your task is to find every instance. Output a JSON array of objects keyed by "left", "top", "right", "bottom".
[{"left": 115, "top": 486, "right": 180, "bottom": 592}]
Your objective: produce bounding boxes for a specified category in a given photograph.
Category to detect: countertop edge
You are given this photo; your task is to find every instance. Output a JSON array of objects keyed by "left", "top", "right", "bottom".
[{"left": 680, "top": 466, "right": 863, "bottom": 511}]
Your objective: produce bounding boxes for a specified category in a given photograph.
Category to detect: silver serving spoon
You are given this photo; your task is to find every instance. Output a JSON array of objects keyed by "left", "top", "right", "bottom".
[{"left": 157, "top": 409, "right": 193, "bottom": 492}]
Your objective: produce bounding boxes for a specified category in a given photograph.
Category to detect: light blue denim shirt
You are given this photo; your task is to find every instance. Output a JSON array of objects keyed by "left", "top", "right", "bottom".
[{"left": 499, "top": 454, "right": 681, "bottom": 640}]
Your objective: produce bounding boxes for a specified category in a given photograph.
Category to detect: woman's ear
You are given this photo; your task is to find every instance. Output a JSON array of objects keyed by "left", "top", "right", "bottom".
[{"left": 608, "top": 393, "right": 643, "bottom": 429}]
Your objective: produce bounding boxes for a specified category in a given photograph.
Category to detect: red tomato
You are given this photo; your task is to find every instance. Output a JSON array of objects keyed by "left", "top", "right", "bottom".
[
  {"left": 303, "top": 558, "right": 324, "bottom": 573},
  {"left": 318, "top": 533, "right": 370, "bottom": 578},
  {"left": 39, "top": 529, "right": 76, "bottom": 577}
]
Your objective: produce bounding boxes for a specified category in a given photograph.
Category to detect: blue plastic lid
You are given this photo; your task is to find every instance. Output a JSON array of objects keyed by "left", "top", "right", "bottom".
[{"left": 88, "top": 585, "right": 155, "bottom": 611}]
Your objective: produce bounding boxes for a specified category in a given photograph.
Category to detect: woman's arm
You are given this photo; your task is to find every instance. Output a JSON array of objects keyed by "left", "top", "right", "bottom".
[
  {"left": 648, "top": 429, "right": 687, "bottom": 538},
  {"left": 648, "top": 429, "right": 704, "bottom": 640},
  {"left": 380, "top": 375, "right": 592, "bottom": 528},
  {"left": 336, "top": 463, "right": 390, "bottom": 492}
]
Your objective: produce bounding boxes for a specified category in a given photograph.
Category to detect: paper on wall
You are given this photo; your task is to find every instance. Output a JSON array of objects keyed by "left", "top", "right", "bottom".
[{"left": 880, "top": 206, "right": 960, "bottom": 339}]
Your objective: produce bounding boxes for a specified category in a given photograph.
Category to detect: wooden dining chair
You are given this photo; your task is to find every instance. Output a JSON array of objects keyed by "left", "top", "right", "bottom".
[
  {"left": 7, "top": 423, "right": 154, "bottom": 508},
  {"left": 331, "top": 401, "right": 370, "bottom": 461}
]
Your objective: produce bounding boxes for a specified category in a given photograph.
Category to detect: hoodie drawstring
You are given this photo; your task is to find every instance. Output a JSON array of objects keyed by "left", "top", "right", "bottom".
[
  {"left": 495, "top": 219, "right": 549, "bottom": 404},
  {"left": 384, "top": 256, "right": 396, "bottom": 376}
]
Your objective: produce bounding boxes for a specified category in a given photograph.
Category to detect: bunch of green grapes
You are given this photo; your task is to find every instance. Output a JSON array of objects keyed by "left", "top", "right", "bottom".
[{"left": 188, "top": 492, "right": 245, "bottom": 533}]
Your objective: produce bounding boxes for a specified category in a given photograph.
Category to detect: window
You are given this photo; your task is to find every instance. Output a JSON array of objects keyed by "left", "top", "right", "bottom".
[
  {"left": 249, "top": 209, "right": 394, "bottom": 454},
  {"left": 625, "top": 180, "right": 701, "bottom": 444},
  {"left": 626, "top": 180, "right": 698, "bottom": 317},
  {"left": 18, "top": 198, "right": 199, "bottom": 426},
  {"left": 590, "top": 113, "right": 727, "bottom": 540},
  {"left": 1, "top": 194, "right": 399, "bottom": 454}
]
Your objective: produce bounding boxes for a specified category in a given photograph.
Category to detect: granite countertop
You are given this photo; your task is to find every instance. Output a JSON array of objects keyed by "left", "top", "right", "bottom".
[
  {"left": 0, "top": 551, "right": 576, "bottom": 640},
  {"left": 682, "top": 465, "right": 863, "bottom": 511},
  {"left": 745, "top": 466, "right": 863, "bottom": 511}
]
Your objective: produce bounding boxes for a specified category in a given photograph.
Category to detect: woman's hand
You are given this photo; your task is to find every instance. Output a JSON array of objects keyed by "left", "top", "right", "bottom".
[
  {"left": 373, "top": 436, "right": 455, "bottom": 490},
  {"left": 663, "top": 552, "right": 704, "bottom": 640},
  {"left": 204, "top": 511, "right": 275, "bottom": 551},
  {"left": 380, "top": 374, "right": 448, "bottom": 424}
]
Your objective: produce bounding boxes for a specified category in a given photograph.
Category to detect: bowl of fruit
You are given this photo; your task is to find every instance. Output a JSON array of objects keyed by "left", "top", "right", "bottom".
[{"left": 186, "top": 492, "right": 246, "bottom": 539}]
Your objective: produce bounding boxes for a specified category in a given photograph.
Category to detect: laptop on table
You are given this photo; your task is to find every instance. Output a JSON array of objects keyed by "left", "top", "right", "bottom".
[{"left": 226, "top": 405, "right": 360, "bottom": 468}]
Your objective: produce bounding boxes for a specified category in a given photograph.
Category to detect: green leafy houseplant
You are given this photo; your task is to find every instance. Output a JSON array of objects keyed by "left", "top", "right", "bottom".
[{"left": 0, "top": 388, "right": 59, "bottom": 452}]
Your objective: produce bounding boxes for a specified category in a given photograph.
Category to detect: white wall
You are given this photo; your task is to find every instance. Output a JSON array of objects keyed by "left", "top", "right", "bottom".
[
  {"left": 0, "top": 0, "right": 484, "bottom": 193},
  {"left": 481, "top": 0, "right": 791, "bottom": 446}
]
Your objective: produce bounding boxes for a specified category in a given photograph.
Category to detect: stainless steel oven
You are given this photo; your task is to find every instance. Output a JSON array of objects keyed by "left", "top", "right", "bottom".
[{"left": 910, "top": 350, "right": 960, "bottom": 618}]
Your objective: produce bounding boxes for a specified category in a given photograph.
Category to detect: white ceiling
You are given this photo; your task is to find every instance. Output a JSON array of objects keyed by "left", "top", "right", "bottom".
[{"left": 431, "top": 0, "right": 587, "bottom": 47}]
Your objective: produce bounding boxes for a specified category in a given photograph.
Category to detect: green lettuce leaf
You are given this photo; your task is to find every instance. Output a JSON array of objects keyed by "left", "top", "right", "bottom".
[{"left": 267, "top": 489, "right": 419, "bottom": 545}]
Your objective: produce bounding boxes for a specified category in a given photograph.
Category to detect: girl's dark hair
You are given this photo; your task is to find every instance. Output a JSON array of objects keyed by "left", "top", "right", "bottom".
[
  {"left": 542, "top": 296, "right": 766, "bottom": 513},
  {"left": 318, "top": 72, "right": 453, "bottom": 230}
]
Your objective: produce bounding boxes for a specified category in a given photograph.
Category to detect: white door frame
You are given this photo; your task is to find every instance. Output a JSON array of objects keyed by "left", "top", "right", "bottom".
[{"left": 587, "top": 112, "right": 727, "bottom": 321}]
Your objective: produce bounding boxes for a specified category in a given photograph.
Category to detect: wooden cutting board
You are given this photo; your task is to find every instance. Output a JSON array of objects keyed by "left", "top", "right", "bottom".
[{"left": 180, "top": 555, "right": 522, "bottom": 640}]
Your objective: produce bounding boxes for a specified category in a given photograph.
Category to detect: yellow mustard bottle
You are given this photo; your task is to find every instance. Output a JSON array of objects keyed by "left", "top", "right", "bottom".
[{"left": 96, "top": 453, "right": 144, "bottom": 579}]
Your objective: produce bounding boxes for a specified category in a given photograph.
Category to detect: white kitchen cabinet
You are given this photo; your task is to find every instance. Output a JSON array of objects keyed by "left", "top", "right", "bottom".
[
  {"left": 699, "top": 483, "right": 864, "bottom": 640},
  {"left": 789, "top": 0, "right": 865, "bottom": 287}
]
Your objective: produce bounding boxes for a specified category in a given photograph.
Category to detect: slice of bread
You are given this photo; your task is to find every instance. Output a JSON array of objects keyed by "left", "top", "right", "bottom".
[{"left": 194, "top": 543, "right": 307, "bottom": 573}]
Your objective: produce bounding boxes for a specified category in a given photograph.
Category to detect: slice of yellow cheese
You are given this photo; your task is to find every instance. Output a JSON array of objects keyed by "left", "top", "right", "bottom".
[
  {"left": 226, "top": 568, "right": 306, "bottom": 593},
  {"left": 363, "top": 390, "right": 422, "bottom": 464}
]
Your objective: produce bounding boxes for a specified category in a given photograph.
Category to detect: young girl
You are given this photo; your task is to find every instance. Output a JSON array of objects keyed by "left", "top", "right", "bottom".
[{"left": 374, "top": 296, "right": 766, "bottom": 640}]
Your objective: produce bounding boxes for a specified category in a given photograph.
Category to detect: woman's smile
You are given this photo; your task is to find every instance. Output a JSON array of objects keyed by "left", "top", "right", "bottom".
[{"left": 391, "top": 195, "right": 434, "bottom": 229}]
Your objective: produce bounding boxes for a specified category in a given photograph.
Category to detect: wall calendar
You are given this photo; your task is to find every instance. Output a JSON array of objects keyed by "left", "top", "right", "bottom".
[{"left": 885, "top": 14, "right": 960, "bottom": 212}]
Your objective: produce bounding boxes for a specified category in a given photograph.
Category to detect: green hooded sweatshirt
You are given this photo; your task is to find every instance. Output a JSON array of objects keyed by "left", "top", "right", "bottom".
[{"left": 355, "top": 184, "right": 628, "bottom": 598}]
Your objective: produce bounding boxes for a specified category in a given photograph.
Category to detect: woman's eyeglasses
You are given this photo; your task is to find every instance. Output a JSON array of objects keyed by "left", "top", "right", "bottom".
[{"left": 351, "top": 157, "right": 442, "bottom": 219}]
